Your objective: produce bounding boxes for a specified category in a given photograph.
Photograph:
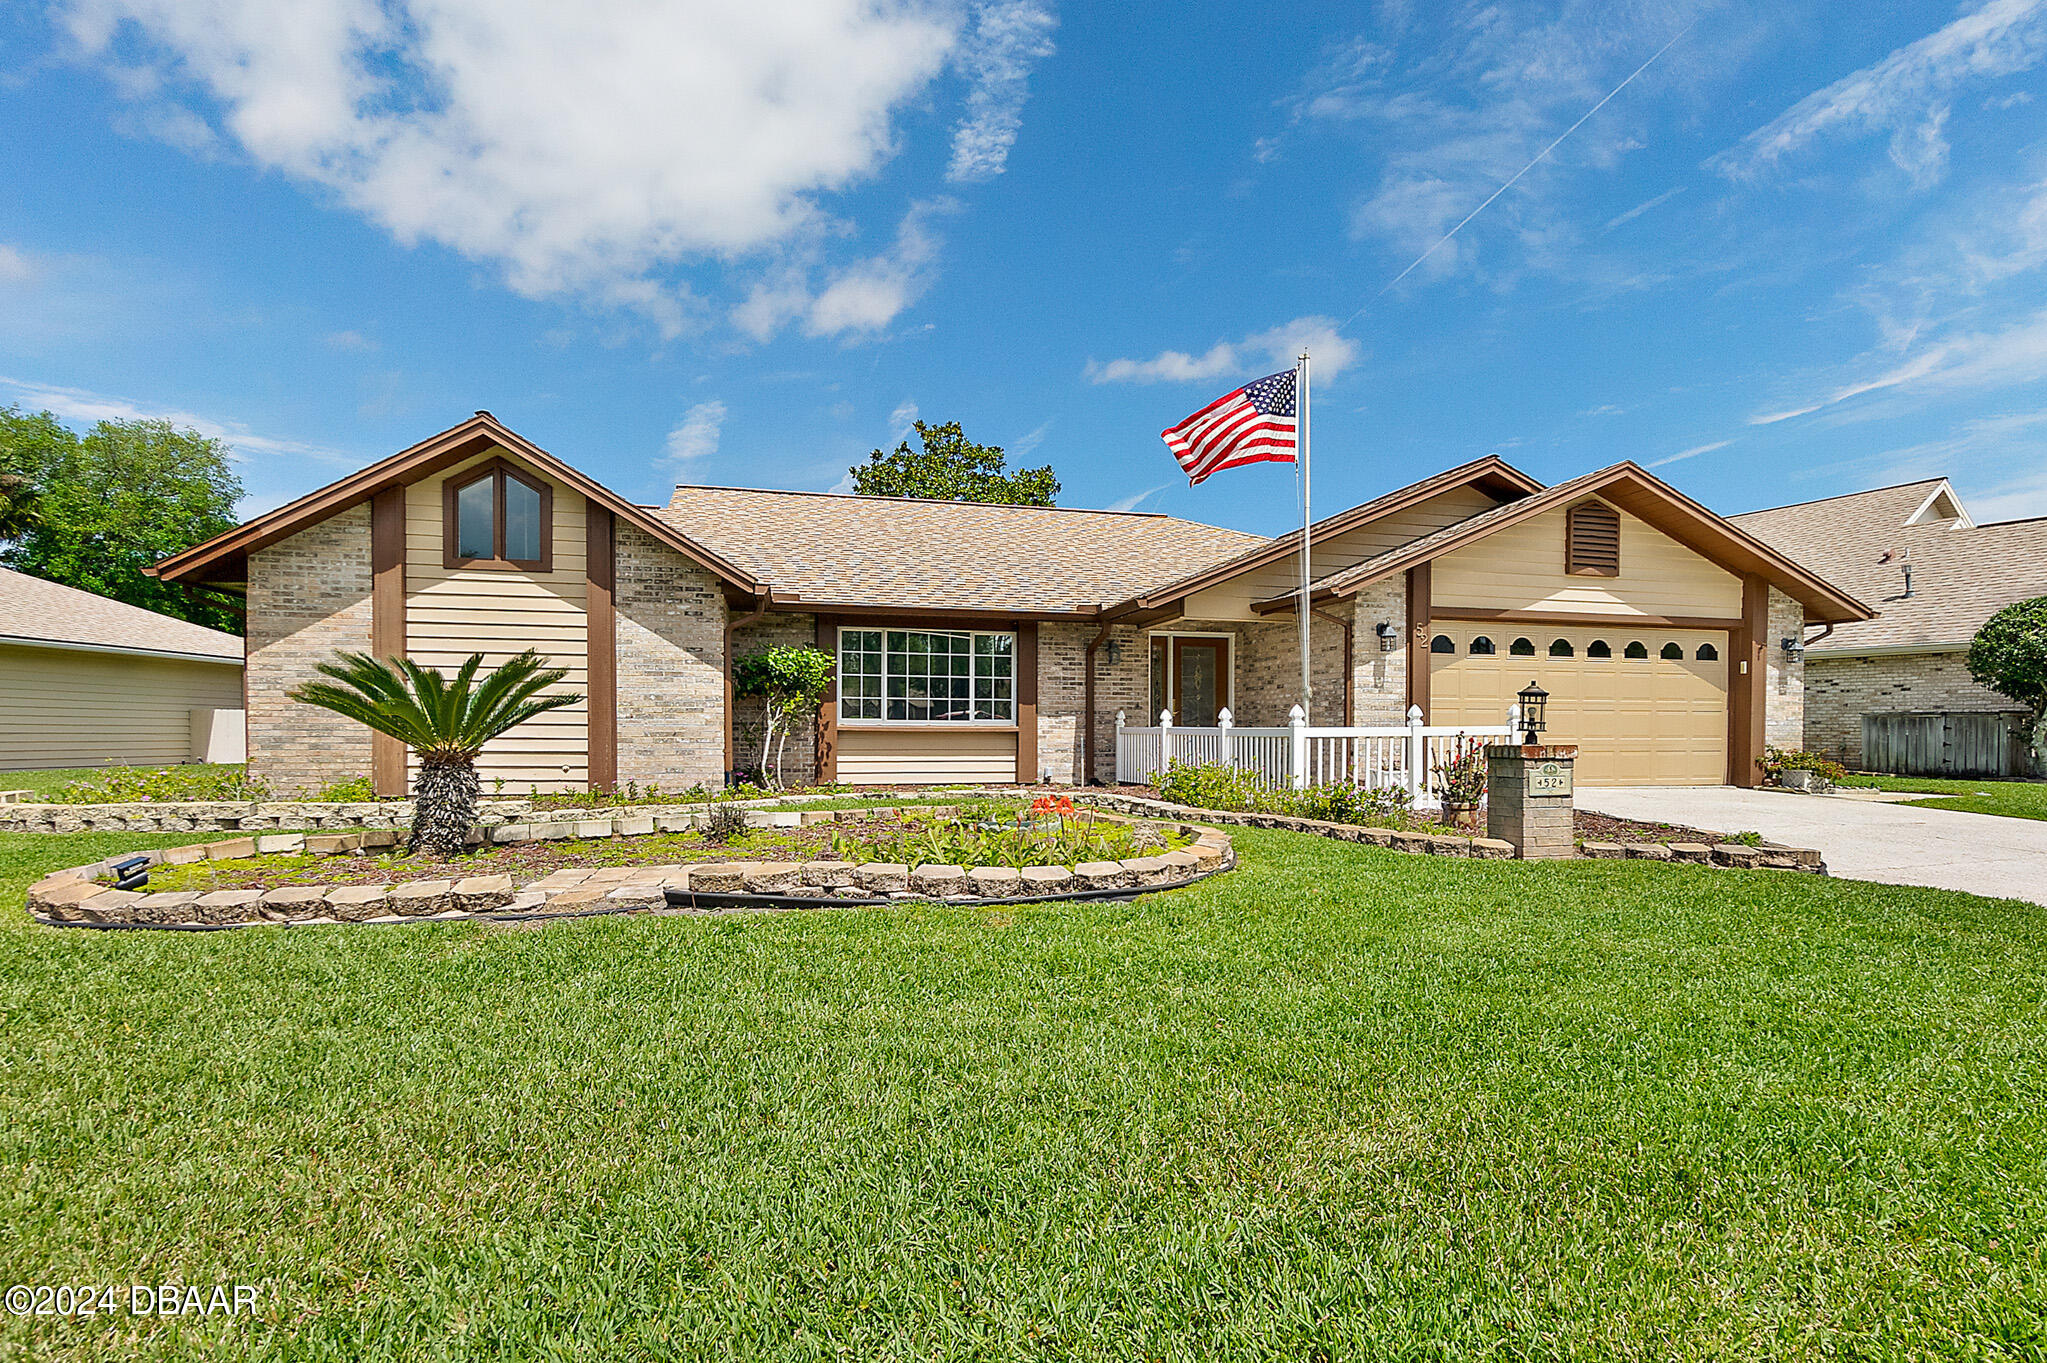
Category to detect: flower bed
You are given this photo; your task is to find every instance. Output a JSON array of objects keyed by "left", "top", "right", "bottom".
[{"left": 25, "top": 801, "right": 1233, "bottom": 928}]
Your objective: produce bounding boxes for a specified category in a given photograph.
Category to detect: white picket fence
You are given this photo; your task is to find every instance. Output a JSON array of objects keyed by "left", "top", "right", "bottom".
[{"left": 1116, "top": 704, "right": 1517, "bottom": 804}]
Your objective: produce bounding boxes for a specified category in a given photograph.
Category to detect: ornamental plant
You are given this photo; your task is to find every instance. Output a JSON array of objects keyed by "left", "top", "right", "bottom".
[
  {"left": 289, "top": 649, "right": 580, "bottom": 857},
  {"left": 1432, "top": 739, "right": 1489, "bottom": 806},
  {"left": 732, "top": 645, "right": 835, "bottom": 788},
  {"left": 1967, "top": 596, "right": 2047, "bottom": 766}
]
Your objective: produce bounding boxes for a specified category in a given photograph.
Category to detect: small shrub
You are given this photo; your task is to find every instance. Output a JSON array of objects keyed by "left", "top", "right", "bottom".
[
  {"left": 55, "top": 764, "right": 270, "bottom": 804},
  {"left": 1153, "top": 759, "right": 1424, "bottom": 830},
  {"left": 1760, "top": 747, "right": 1848, "bottom": 786},
  {"left": 700, "top": 801, "right": 750, "bottom": 845},
  {"left": 312, "top": 775, "right": 379, "bottom": 802},
  {"left": 1432, "top": 741, "right": 1488, "bottom": 805}
]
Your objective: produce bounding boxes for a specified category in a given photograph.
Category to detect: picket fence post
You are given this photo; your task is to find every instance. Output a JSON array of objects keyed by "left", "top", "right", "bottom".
[
  {"left": 1159, "top": 708, "right": 1174, "bottom": 771},
  {"left": 1114, "top": 710, "right": 1126, "bottom": 783},
  {"left": 1405, "top": 704, "right": 1426, "bottom": 802},
  {"left": 1217, "top": 707, "right": 1234, "bottom": 768},
  {"left": 1289, "top": 704, "right": 1308, "bottom": 790}
]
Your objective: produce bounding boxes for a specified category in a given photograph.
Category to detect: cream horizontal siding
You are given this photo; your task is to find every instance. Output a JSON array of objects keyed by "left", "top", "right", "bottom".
[
  {"left": 0, "top": 643, "right": 243, "bottom": 771},
  {"left": 836, "top": 728, "right": 1017, "bottom": 785},
  {"left": 1183, "top": 485, "right": 1501, "bottom": 620},
  {"left": 405, "top": 450, "right": 591, "bottom": 792},
  {"left": 1432, "top": 504, "right": 1741, "bottom": 619}
]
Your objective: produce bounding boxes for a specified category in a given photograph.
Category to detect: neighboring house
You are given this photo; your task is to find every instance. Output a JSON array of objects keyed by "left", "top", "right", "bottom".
[
  {"left": 153, "top": 413, "right": 1871, "bottom": 794},
  {"left": 1734, "top": 479, "right": 2047, "bottom": 773},
  {"left": 0, "top": 564, "right": 245, "bottom": 772}
]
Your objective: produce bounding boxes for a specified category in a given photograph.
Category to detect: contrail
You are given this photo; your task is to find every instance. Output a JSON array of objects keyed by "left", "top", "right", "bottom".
[{"left": 1343, "top": 21, "right": 1695, "bottom": 325}]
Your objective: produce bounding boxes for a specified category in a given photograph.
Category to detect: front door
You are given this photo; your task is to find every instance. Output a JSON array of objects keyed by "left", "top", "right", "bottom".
[{"left": 1172, "top": 637, "right": 1230, "bottom": 727}]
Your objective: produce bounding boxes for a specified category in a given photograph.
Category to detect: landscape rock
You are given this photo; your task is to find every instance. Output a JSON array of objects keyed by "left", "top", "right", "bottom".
[
  {"left": 452, "top": 875, "right": 515, "bottom": 912},
  {"left": 388, "top": 880, "right": 455, "bottom": 916}
]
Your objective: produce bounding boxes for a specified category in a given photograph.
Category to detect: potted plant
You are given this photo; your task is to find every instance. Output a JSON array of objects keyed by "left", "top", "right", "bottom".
[{"left": 1434, "top": 740, "right": 1487, "bottom": 833}]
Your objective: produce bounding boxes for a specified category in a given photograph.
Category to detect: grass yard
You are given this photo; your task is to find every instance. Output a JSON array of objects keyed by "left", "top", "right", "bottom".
[
  {"left": 1844, "top": 773, "right": 2047, "bottom": 822},
  {"left": 2, "top": 827, "right": 2044, "bottom": 1359},
  {"left": 0, "top": 764, "right": 255, "bottom": 803}
]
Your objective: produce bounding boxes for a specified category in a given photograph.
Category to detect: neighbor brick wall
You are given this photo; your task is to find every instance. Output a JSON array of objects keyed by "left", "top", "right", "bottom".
[
  {"left": 1804, "top": 649, "right": 2018, "bottom": 767},
  {"left": 733, "top": 613, "right": 820, "bottom": 785},
  {"left": 1764, "top": 587, "right": 1806, "bottom": 754},
  {"left": 245, "top": 507, "right": 375, "bottom": 793},
  {"left": 614, "top": 524, "right": 727, "bottom": 790}
]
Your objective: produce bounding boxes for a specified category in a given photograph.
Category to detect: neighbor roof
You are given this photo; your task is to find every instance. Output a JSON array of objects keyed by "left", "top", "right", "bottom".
[
  {"left": 0, "top": 565, "right": 244, "bottom": 663},
  {"left": 1733, "top": 480, "right": 2047, "bottom": 652},
  {"left": 658, "top": 486, "right": 1269, "bottom": 615},
  {"left": 1253, "top": 462, "right": 1876, "bottom": 624}
]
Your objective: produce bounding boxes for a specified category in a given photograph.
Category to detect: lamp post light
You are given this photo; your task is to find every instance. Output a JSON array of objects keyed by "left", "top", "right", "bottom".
[{"left": 1516, "top": 680, "right": 1549, "bottom": 747}]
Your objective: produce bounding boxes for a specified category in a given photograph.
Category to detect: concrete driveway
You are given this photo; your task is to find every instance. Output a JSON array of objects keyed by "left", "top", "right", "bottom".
[{"left": 1581, "top": 786, "right": 2047, "bottom": 906}]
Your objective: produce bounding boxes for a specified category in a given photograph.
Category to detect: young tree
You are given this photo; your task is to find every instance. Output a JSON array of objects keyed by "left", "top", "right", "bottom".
[
  {"left": 732, "top": 645, "right": 836, "bottom": 788},
  {"left": 847, "top": 420, "right": 1059, "bottom": 506},
  {"left": 289, "top": 650, "right": 581, "bottom": 856},
  {"left": 1967, "top": 596, "right": 2047, "bottom": 767},
  {"left": 0, "top": 406, "right": 245, "bottom": 632}
]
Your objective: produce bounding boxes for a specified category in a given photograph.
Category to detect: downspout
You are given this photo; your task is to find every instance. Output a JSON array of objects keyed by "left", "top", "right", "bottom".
[
  {"left": 723, "top": 587, "right": 771, "bottom": 784},
  {"left": 1082, "top": 618, "right": 1112, "bottom": 786},
  {"left": 1312, "top": 603, "right": 1353, "bottom": 726},
  {"left": 1803, "top": 623, "right": 1835, "bottom": 648}
]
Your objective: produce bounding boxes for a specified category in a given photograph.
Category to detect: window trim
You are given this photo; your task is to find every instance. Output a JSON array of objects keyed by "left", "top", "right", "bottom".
[
  {"left": 1145, "top": 630, "right": 1236, "bottom": 726},
  {"left": 836, "top": 625, "right": 1019, "bottom": 727},
  {"left": 443, "top": 457, "right": 554, "bottom": 572}
]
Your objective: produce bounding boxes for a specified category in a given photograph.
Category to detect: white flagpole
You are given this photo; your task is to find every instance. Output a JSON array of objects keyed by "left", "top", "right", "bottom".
[{"left": 1297, "top": 351, "right": 1312, "bottom": 717}]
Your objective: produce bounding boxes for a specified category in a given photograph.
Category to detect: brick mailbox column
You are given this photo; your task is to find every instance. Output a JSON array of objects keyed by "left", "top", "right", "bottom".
[{"left": 1485, "top": 745, "right": 1578, "bottom": 860}]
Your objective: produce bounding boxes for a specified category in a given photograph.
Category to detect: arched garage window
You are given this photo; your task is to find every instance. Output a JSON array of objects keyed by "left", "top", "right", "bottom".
[
  {"left": 1431, "top": 635, "right": 1455, "bottom": 653},
  {"left": 1624, "top": 641, "right": 1649, "bottom": 659},
  {"left": 1696, "top": 642, "right": 1719, "bottom": 661},
  {"left": 1548, "top": 638, "right": 1575, "bottom": 657},
  {"left": 1469, "top": 636, "right": 1496, "bottom": 655},
  {"left": 1660, "top": 642, "right": 1684, "bottom": 660},
  {"left": 1587, "top": 639, "right": 1613, "bottom": 659},
  {"left": 1510, "top": 637, "right": 1536, "bottom": 656}
]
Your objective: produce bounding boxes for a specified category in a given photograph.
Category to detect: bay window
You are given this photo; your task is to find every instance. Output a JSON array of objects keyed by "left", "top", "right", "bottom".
[{"left": 838, "top": 627, "right": 1015, "bottom": 723}]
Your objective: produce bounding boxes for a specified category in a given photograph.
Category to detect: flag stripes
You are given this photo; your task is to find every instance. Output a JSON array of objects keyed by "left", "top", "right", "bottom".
[{"left": 1159, "top": 367, "right": 1298, "bottom": 485}]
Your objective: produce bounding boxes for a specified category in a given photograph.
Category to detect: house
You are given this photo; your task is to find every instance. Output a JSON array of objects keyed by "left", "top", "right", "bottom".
[
  {"left": 1733, "top": 479, "right": 2047, "bottom": 774},
  {"left": 0, "top": 564, "right": 245, "bottom": 771},
  {"left": 152, "top": 412, "right": 1872, "bottom": 795}
]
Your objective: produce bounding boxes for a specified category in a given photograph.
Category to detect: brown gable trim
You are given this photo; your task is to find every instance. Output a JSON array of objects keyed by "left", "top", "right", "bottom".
[
  {"left": 1106, "top": 454, "right": 1542, "bottom": 613},
  {"left": 151, "top": 413, "right": 764, "bottom": 594},
  {"left": 1248, "top": 463, "right": 1876, "bottom": 624}
]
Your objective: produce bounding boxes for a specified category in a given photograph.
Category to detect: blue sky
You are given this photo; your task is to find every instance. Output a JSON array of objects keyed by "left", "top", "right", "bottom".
[{"left": 2, "top": 0, "right": 2045, "bottom": 538}]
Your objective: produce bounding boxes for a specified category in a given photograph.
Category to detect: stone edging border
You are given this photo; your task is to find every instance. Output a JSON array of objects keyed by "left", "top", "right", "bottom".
[
  {"left": 1078, "top": 791, "right": 1827, "bottom": 874},
  {"left": 25, "top": 801, "right": 1236, "bottom": 929}
]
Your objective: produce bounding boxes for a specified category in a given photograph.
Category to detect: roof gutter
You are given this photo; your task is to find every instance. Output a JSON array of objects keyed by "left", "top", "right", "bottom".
[{"left": 0, "top": 634, "right": 244, "bottom": 667}]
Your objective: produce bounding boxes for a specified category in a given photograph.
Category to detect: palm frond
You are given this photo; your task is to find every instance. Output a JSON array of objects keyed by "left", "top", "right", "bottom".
[{"left": 290, "top": 648, "right": 584, "bottom": 760}]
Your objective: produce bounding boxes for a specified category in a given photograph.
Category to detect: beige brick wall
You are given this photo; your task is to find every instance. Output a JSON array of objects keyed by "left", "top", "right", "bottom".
[
  {"left": 1229, "top": 616, "right": 1346, "bottom": 726},
  {"left": 1040, "top": 621, "right": 1146, "bottom": 785},
  {"left": 1348, "top": 581, "right": 1409, "bottom": 725},
  {"left": 1765, "top": 587, "right": 1806, "bottom": 753},
  {"left": 733, "top": 613, "right": 821, "bottom": 785},
  {"left": 1804, "top": 649, "right": 2016, "bottom": 766},
  {"left": 245, "top": 507, "right": 375, "bottom": 793},
  {"left": 614, "top": 524, "right": 728, "bottom": 791}
]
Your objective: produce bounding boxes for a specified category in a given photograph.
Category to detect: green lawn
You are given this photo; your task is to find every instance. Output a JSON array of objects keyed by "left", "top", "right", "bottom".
[
  {"left": 2, "top": 829, "right": 2044, "bottom": 1359},
  {"left": 1844, "top": 773, "right": 2047, "bottom": 821},
  {"left": 0, "top": 764, "right": 253, "bottom": 803}
]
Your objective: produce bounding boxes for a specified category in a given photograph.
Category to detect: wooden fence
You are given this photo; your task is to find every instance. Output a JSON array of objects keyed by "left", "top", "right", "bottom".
[{"left": 1862, "top": 711, "right": 2037, "bottom": 778}]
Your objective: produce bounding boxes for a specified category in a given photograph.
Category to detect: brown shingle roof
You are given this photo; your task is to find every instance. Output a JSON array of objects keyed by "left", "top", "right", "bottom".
[
  {"left": 1732, "top": 481, "right": 2047, "bottom": 651},
  {"left": 656, "top": 487, "right": 1269, "bottom": 613},
  {"left": 0, "top": 566, "right": 244, "bottom": 662}
]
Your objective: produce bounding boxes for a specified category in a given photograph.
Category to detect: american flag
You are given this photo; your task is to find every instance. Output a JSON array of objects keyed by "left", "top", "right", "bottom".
[{"left": 1160, "top": 367, "right": 1298, "bottom": 485}]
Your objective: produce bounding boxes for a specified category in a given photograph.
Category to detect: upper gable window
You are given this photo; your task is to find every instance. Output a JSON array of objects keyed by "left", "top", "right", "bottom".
[
  {"left": 1565, "top": 501, "right": 1621, "bottom": 577},
  {"left": 445, "top": 460, "right": 552, "bottom": 572}
]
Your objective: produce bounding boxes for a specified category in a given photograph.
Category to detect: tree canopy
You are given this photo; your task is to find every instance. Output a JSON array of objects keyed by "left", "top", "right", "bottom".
[
  {"left": 847, "top": 420, "right": 1059, "bottom": 506},
  {"left": 0, "top": 405, "right": 245, "bottom": 633},
  {"left": 1968, "top": 595, "right": 2047, "bottom": 758}
]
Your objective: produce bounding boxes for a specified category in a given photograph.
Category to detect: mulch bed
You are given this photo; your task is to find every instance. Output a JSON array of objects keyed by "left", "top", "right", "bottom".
[{"left": 1574, "top": 810, "right": 1733, "bottom": 845}]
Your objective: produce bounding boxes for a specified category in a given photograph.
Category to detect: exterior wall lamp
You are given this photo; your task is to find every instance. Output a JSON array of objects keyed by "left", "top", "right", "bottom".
[
  {"left": 1104, "top": 638, "right": 1122, "bottom": 666},
  {"left": 1781, "top": 636, "right": 1805, "bottom": 659},
  {"left": 1516, "top": 680, "right": 1549, "bottom": 746},
  {"left": 1375, "top": 621, "right": 1397, "bottom": 653}
]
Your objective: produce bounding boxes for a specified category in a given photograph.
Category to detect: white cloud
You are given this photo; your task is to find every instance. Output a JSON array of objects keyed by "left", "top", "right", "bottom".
[
  {"left": 1749, "top": 307, "right": 2047, "bottom": 425},
  {"left": 59, "top": 0, "right": 965, "bottom": 331},
  {"left": 1103, "top": 483, "right": 1169, "bottom": 513},
  {"left": 0, "top": 245, "right": 31, "bottom": 284},
  {"left": 1011, "top": 418, "right": 1052, "bottom": 455},
  {"left": 1602, "top": 186, "right": 1685, "bottom": 233},
  {"left": 1646, "top": 439, "right": 1728, "bottom": 468},
  {"left": 945, "top": 1, "right": 1057, "bottom": 183},
  {"left": 805, "top": 199, "right": 954, "bottom": 338},
  {"left": 663, "top": 399, "right": 728, "bottom": 468},
  {"left": 887, "top": 398, "right": 920, "bottom": 442},
  {"left": 323, "top": 329, "right": 376, "bottom": 352},
  {"left": 1709, "top": 0, "right": 2047, "bottom": 184},
  {"left": 0, "top": 373, "right": 348, "bottom": 462},
  {"left": 1087, "top": 316, "right": 1361, "bottom": 385}
]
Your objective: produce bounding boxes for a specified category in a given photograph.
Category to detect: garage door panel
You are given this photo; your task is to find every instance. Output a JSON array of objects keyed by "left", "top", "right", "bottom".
[{"left": 1429, "top": 624, "right": 1728, "bottom": 786}]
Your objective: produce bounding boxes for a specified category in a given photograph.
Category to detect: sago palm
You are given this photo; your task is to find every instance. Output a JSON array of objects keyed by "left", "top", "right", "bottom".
[{"left": 289, "top": 649, "right": 581, "bottom": 856}]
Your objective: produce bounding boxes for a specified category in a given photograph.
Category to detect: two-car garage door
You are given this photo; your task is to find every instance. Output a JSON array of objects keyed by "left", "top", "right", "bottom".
[{"left": 1428, "top": 624, "right": 1729, "bottom": 786}]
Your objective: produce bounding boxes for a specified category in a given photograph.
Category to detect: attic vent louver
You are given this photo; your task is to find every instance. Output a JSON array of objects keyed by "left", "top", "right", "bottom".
[{"left": 1566, "top": 501, "right": 1620, "bottom": 577}]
